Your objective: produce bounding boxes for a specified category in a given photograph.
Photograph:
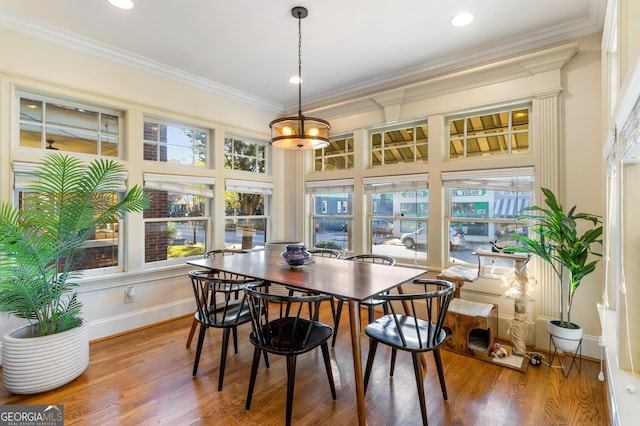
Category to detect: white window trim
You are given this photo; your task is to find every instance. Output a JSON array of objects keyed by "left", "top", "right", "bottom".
[
  {"left": 363, "top": 173, "right": 429, "bottom": 194},
  {"left": 143, "top": 173, "right": 215, "bottom": 197},
  {"left": 225, "top": 178, "right": 273, "bottom": 195},
  {"left": 305, "top": 178, "right": 354, "bottom": 194}
]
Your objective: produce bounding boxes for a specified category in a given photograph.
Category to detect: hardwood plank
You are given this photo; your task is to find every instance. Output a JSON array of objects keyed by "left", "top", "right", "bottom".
[{"left": 0, "top": 305, "right": 609, "bottom": 425}]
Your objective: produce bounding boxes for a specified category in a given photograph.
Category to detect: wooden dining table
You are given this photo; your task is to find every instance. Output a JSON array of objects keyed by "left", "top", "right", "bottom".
[{"left": 187, "top": 250, "right": 426, "bottom": 425}]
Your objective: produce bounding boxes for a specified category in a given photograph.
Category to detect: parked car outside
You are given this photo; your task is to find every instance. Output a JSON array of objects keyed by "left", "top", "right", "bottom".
[
  {"left": 371, "top": 219, "right": 393, "bottom": 235},
  {"left": 400, "top": 226, "right": 465, "bottom": 250}
]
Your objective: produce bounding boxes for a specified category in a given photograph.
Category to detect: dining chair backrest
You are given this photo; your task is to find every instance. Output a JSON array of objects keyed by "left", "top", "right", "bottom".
[
  {"left": 204, "top": 248, "right": 249, "bottom": 259},
  {"left": 343, "top": 253, "right": 396, "bottom": 266},
  {"left": 203, "top": 249, "right": 249, "bottom": 280},
  {"left": 189, "top": 270, "right": 255, "bottom": 328},
  {"left": 308, "top": 248, "right": 341, "bottom": 258},
  {"left": 244, "top": 282, "right": 333, "bottom": 352},
  {"left": 376, "top": 278, "right": 454, "bottom": 349}
]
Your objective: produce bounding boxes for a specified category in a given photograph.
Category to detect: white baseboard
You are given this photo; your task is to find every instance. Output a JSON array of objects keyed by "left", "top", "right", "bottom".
[{"left": 0, "top": 299, "right": 194, "bottom": 366}]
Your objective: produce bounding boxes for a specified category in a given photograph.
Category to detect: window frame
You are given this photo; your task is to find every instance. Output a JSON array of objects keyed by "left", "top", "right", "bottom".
[
  {"left": 442, "top": 167, "right": 535, "bottom": 272},
  {"left": 364, "top": 174, "right": 429, "bottom": 263},
  {"left": 143, "top": 117, "right": 208, "bottom": 167},
  {"left": 224, "top": 134, "right": 269, "bottom": 174},
  {"left": 16, "top": 90, "right": 122, "bottom": 157},
  {"left": 314, "top": 133, "right": 354, "bottom": 172},
  {"left": 447, "top": 103, "right": 530, "bottom": 159},
  {"left": 369, "top": 121, "right": 428, "bottom": 167},
  {"left": 223, "top": 179, "right": 273, "bottom": 250},
  {"left": 142, "top": 173, "right": 215, "bottom": 267},
  {"left": 307, "top": 179, "right": 355, "bottom": 252}
]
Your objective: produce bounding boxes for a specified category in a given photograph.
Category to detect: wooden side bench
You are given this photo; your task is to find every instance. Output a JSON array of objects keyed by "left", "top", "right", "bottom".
[{"left": 443, "top": 298, "right": 497, "bottom": 358}]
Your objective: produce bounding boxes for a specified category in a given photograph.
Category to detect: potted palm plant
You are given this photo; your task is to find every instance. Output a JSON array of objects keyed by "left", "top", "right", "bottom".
[
  {"left": 507, "top": 187, "right": 602, "bottom": 351},
  {"left": 0, "top": 153, "right": 149, "bottom": 394}
]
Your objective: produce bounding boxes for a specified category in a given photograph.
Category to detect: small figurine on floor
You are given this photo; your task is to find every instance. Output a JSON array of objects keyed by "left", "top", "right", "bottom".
[{"left": 490, "top": 343, "right": 513, "bottom": 358}]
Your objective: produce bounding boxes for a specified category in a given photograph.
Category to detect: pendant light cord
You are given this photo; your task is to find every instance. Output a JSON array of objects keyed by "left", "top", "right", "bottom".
[{"left": 296, "top": 9, "right": 303, "bottom": 119}]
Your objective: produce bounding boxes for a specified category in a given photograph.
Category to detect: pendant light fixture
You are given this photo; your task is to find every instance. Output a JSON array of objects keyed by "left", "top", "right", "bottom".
[{"left": 269, "top": 6, "right": 330, "bottom": 150}]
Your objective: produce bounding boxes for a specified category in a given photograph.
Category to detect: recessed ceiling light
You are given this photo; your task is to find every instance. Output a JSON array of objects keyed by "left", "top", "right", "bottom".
[
  {"left": 451, "top": 12, "right": 474, "bottom": 27},
  {"left": 107, "top": 0, "right": 134, "bottom": 10},
  {"left": 289, "top": 75, "right": 302, "bottom": 84}
]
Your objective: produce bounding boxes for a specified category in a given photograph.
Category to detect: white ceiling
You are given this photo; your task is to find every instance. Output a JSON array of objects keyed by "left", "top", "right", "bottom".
[{"left": 0, "top": 0, "right": 606, "bottom": 113}]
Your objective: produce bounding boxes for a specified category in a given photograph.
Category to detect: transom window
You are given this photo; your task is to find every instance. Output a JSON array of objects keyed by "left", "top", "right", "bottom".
[
  {"left": 314, "top": 134, "right": 354, "bottom": 171},
  {"left": 224, "top": 135, "right": 267, "bottom": 173},
  {"left": 143, "top": 119, "right": 207, "bottom": 166},
  {"left": 370, "top": 122, "right": 428, "bottom": 167},
  {"left": 448, "top": 105, "right": 530, "bottom": 159},
  {"left": 18, "top": 93, "right": 120, "bottom": 157}
]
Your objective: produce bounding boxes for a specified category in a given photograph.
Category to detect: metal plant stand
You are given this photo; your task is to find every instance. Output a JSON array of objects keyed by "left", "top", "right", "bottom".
[{"left": 548, "top": 333, "right": 582, "bottom": 378}]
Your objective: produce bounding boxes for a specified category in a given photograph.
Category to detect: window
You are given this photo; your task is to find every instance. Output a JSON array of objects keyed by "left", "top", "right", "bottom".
[
  {"left": 448, "top": 105, "right": 530, "bottom": 159},
  {"left": 143, "top": 119, "right": 207, "bottom": 166},
  {"left": 224, "top": 179, "right": 272, "bottom": 250},
  {"left": 314, "top": 134, "right": 354, "bottom": 171},
  {"left": 370, "top": 122, "right": 428, "bottom": 167},
  {"left": 307, "top": 179, "right": 354, "bottom": 252},
  {"left": 442, "top": 168, "right": 534, "bottom": 269},
  {"left": 143, "top": 174, "right": 213, "bottom": 264},
  {"left": 224, "top": 135, "right": 267, "bottom": 173},
  {"left": 363, "top": 174, "right": 429, "bottom": 262},
  {"left": 18, "top": 92, "right": 120, "bottom": 157},
  {"left": 13, "top": 162, "right": 125, "bottom": 273}
]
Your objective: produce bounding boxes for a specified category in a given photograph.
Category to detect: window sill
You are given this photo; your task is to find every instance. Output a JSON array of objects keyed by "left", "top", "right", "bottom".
[{"left": 600, "top": 305, "right": 640, "bottom": 425}]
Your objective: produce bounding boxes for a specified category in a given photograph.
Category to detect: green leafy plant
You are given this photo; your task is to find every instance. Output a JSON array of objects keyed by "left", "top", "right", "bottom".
[
  {"left": 0, "top": 153, "right": 150, "bottom": 336},
  {"left": 507, "top": 187, "right": 602, "bottom": 327}
]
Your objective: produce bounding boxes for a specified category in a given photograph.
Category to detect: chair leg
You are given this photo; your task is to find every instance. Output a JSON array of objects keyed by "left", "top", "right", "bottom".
[
  {"left": 320, "top": 342, "right": 337, "bottom": 400},
  {"left": 245, "top": 347, "right": 262, "bottom": 410},
  {"left": 285, "top": 355, "right": 298, "bottom": 426},
  {"left": 185, "top": 315, "right": 198, "bottom": 348},
  {"left": 367, "top": 305, "right": 374, "bottom": 324},
  {"left": 331, "top": 299, "right": 344, "bottom": 347},
  {"left": 363, "top": 339, "right": 379, "bottom": 393},
  {"left": 390, "top": 348, "right": 397, "bottom": 377},
  {"left": 218, "top": 328, "right": 231, "bottom": 391},
  {"left": 412, "top": 352, "right": 429, "bottom": 426},
  {"left": 329, "top": 298, "right": 337, "bottom": 328},
  {"left": 232, "top": 326, "right": 239, "bottom": 354},
  {"left": 192, "top": 324, "right": 207, "bottom": 376},
  {"left": 433, "top": 348, "right": 448, "bottom": 400}
]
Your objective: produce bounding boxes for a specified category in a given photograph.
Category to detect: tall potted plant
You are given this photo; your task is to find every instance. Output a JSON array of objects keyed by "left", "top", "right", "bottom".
[
  {"left": 508, "top": 187, "right": 602, "bottom": 351},
  {"left": 0, "top": 153, "right": 149, "bottom": 393}
]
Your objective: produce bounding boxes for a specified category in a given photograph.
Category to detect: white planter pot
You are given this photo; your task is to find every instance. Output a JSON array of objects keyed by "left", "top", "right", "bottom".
[
  {"left": 2, "top": 322, "right": 89, "bottom": 394},
  {"left": 547, "top": 319, "right": 582, "bottom": 352}
]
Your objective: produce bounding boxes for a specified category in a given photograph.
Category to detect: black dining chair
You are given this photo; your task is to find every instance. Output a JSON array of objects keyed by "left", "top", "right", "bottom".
[
  {"left": 308, "top": 247, "right": 341, "bottom": 258},
  {"left": 363, "top": 279, "right": 455, "bottom": 426},
  {"left": 331, "top": 254, "right": 396, "bottom": 347},
  {"left": 186, "top": 249, "right": 249, "bottom": 348},
  {"left": 188, "top": 270, "right": 257, "bottom": 391},
  {"left": 244, "top": 282, "right": 337, "bottom": 426}
]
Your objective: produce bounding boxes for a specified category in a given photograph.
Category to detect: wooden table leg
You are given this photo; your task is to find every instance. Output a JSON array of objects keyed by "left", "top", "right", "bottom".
[{"left": 348, "top": 300, "right": 366, "bottom": 426}]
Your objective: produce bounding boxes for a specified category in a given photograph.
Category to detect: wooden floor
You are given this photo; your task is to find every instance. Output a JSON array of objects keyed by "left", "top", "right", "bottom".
[{"left": 1, "top": 305, "right": 609, "bottom": 425}]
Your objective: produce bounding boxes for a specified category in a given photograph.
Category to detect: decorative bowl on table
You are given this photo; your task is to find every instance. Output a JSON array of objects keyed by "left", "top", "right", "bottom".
[{"left": 281, "top": 244, "right": 312, "bottom": 270}]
